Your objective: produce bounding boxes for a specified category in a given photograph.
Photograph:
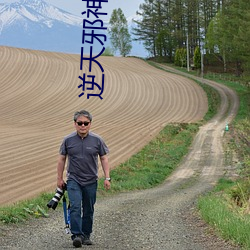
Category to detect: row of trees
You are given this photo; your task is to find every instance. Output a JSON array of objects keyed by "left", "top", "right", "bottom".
[
  {"left": 132, "top": 0, "right": 223, "bottom": 60},
  {"left": 108, "top": 1, "right": 250, "bottom": 78}
]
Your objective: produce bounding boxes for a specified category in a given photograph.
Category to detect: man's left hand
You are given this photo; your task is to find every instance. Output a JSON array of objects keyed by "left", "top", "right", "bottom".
[{"left": 104, "top": 180, "right": 111, "bottom": 190}]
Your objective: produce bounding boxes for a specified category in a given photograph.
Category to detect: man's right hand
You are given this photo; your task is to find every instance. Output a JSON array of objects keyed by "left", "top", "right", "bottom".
[{"left": 57, "top": 179, "right": 65, "bottom": 190}]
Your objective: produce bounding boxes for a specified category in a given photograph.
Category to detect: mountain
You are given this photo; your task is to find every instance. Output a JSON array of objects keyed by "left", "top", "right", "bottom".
[
  {"left": 0, "top": 0, "right": 107, "bottom": 54},
  {"left": 0, "top": 0, "right": 147, "bottom": 56},
  {"left": 0, "top": 0, "right": 82, "bottom": 29}
]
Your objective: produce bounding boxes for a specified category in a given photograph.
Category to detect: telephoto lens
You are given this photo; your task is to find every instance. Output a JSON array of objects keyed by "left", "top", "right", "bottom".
[{"left": 47, "top": 187, "right": 65, "bottom": 210}]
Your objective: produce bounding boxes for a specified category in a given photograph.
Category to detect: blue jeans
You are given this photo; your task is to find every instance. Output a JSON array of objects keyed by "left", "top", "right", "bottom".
[{"left": 67, "top": 180, "right": 97, "bottom": 236}]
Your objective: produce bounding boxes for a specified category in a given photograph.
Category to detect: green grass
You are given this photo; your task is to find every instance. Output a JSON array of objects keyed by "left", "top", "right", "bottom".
[
  {"left": 205, "top": 73, "right": 250, "bottom": 121},
  {"left": 196, "top": 79, "right": 221, "bottom": 121},
  {"left": 198, "top": 184, "right": 250, "bottom": 249},
  {"left": 0, "top": 193, "right": 53, "bottom": 224}
]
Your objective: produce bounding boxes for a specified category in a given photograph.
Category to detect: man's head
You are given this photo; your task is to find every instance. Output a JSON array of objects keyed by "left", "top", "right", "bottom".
[
  {"left": 74, "top": 110, "right": 92, "bottom": 137},
  {"left": 74, "top": 110, "right": 92, "bottom": 122}
]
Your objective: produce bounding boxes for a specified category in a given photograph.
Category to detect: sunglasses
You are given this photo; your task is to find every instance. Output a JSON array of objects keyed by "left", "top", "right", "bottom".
[{"left": 76, "top": 121, "right": 90, "bottom": 126}]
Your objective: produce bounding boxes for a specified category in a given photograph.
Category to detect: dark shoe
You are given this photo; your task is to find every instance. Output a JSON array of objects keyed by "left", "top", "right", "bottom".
[
  {"left": 82, "top": 234, "right": 93, "bottom": 245},
  {"left": 72, "top": 235, "right": 82, "bottom": 248}
]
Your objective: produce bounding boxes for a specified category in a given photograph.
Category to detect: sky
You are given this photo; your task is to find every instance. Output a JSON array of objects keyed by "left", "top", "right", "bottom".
[{"left": 4, "top": 0, "right": 145, "bottom": 19}]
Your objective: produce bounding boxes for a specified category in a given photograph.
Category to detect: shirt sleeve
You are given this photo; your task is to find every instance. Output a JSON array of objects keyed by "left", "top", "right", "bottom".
[
  {"left": 98, "top": 137, "right": 109, "bottom": 156},
  {"left": 59, "top": 138, "right": 67, "bottom": 155}
]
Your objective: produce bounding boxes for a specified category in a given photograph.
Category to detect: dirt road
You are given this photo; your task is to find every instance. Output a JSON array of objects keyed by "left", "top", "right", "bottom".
[{"left": 0, "top": 51, "right": 240, "bottom": 249}]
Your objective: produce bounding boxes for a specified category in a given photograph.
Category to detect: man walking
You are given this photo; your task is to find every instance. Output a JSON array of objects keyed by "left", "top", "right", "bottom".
[{"left": 57, "top": 110, "right": 111, "bottom": 248}]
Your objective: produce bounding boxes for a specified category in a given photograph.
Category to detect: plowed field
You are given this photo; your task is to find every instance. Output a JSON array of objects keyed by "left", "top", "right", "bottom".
[{"left": 0, "top": 46, "right": 208, "bottom": 205}]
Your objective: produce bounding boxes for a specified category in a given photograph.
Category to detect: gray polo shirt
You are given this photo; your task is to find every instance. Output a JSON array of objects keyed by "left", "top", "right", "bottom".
[{"left": 59, "top": 131, "right": 109, "bottom": 186}]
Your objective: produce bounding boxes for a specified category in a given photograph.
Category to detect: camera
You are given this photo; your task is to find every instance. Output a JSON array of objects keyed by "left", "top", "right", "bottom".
[{"left": 47, "top": 187, "right": 66, "bottom": 210}]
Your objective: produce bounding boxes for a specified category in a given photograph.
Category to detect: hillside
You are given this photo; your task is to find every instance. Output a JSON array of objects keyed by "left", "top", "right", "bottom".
[{"left": 0, "top": 46, "right": 208, "bottom": 205}]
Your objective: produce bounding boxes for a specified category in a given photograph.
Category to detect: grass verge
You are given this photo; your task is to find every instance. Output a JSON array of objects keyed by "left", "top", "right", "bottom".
[
  {"left": 0, "top": 193, "right": 53, "bottom": 224},
  {"left": 198, "top": 179, "right": 250, "bottom": 249}
]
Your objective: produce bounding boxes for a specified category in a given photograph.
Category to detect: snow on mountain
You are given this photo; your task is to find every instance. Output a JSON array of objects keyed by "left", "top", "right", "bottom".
[
  {"left": 0, "top": 0, "right": 82, "bottom": 32},
  {"left": 0, "top": 0, "right": 93, "bottom": 53},
  {"left": 22, "top": 0, "right": 82, "bottom": 26},
  {"left": 0, "top": 0, "right": 147, "bottom": 56}
]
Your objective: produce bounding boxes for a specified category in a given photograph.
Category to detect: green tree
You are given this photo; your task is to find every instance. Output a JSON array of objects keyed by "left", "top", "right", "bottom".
[
  {"left": 133, "top": 0, "right": 158, "bottom": 57},
  {"left": 133, "top": 0, "right": 176, "bottom": 59},
  {"left": 206, "top": 11, "right": 228, "bottom": 72},
  {"left": 133, "top": 0, "right": 221, "bottom": 61},
  {"left": 206, "top": 0, "right": 250, "bottom": 77},
  {"left": 174, "top": 48, "right": 181, "bottom": 66},
  {"left": 108, "top": 8, "right": 132, "bottom": 57},
  {"left": 193, "top": 46, "right": 201, "bottom": 69},
  {"left": 229, "top": 0, "right": 250, "bottom": 78},
  {"left": 102, "top": 47, "right": 114, "bottom": 56},
  {"left": 180, "top": 47, "right": 187, "bottom": 67},
  {"left": 132, "top": 0, "right": 234, "bottom": 65},
  {"left": 174, "top": 47, "right": 187, "bottom": 67}
]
